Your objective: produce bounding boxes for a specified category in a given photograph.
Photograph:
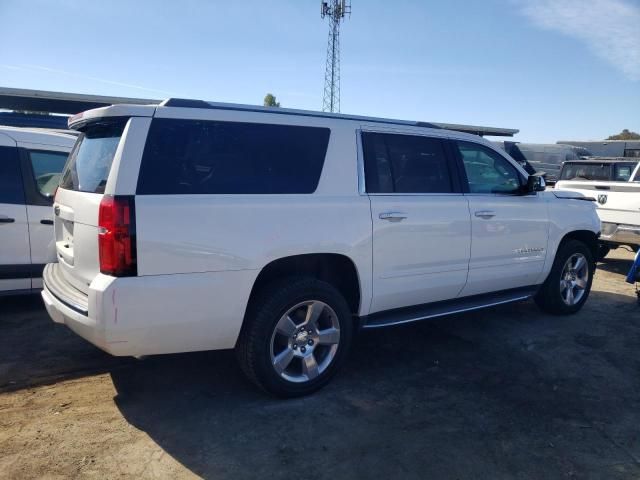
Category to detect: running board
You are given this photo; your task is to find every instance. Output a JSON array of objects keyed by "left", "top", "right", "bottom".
[{"left": 360, "top": 286, "right": 538, "bottom": 329}]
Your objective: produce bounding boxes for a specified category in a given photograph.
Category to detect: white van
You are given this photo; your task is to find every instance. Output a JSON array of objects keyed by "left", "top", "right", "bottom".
[
  {"left": 42, "top": 99, "right": 600, "bottom": 396},
  {"left": 0, "top": 126, "right": 75, "bottom": 294}
]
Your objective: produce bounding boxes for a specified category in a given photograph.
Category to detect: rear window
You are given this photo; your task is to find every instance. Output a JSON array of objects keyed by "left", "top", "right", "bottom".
[
  {"left": 60, "top": 119, "right": 127, "bottom": 193},
  {"left": 560, "top": 162, "right": 638, "bottom": 181},
  {"left": 136, "top": 119, "right": 330, "bottom": 195}
]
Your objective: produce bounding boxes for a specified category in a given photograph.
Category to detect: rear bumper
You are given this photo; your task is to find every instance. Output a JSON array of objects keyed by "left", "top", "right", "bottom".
[
  {"left": 42, "top": 263, "right": 109, "bottom": 352},
  {"left": 41, "top": 263, "right": 258, "bottom": 357},
  {"left": 601, "top": 222, "right": 640, "bottom": 246}
]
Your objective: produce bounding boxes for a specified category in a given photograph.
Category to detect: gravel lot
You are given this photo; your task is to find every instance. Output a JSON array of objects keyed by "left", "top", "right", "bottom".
[{"left": 1, "top": 249, "right": 639, "bottom": 479}]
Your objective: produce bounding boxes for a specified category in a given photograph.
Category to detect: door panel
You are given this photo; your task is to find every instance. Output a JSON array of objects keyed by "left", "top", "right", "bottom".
[
  {"left": 362, "top": 130, "right": 471, "bottom": 314},
  {"left": 370, "top": 196, "right": 471, "bottom": 312},
  {"left": 452, "top": 140, "right": 549, "bottom": 297},
  {"left": 0, "top": 145, "right": 31, "bottom": 291},
  {"left": 0, "top": 203, "right": 31, "bottom": 291},
  {"left": 461, "top": 194, "right": 548, "bottom": 296},
  {"left": 26, "top": 205, "right": 57, "bottom": 284},
  {"left": 21, "top": 149, "right": 70, "bottom": 287}
]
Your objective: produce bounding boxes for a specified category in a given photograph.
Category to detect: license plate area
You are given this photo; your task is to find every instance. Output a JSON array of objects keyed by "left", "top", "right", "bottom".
[{"left": 56, "top": 218, "right": 75, "bottom": 266}]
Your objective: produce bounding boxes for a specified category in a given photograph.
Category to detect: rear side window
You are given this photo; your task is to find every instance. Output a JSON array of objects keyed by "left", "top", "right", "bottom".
[
  {"left": 136, "top": 119, "right": 330, "bottom": 194},
  {"left": 362, "top": 132, "right": 454, "bottom": 193},
  {"left": 28, "top": 150, "right": 69, "bottom": 197},
  {"left": 0, "top": 146, "right": 24, "bottom": 204},
  {"left": 60, "top": 119, "right": 127, "bottom": 193}
]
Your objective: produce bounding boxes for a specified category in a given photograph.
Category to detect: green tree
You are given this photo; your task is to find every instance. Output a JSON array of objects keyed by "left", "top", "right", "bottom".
[
  {"left": 607, "top": 129, "right": 640, "bottom": 140},
  {"left": 263, "top": 93, "right": 280, "bottom": 107}
]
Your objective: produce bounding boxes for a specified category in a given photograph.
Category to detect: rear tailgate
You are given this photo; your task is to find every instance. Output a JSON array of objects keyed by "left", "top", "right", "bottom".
[{"left": 53, "top": 119, "right": 128, "bottom": 294}]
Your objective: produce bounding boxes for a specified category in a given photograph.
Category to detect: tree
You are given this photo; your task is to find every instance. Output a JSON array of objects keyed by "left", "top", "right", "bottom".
[
  {"left": 607, "top": 129, "right": 640, "bottom": 140},
  {"left": 263, "top": 93, "right": 280, "bottom": 107}
]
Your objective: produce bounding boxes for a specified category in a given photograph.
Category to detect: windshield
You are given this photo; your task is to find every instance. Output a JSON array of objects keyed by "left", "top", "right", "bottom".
[{"left": 60, "top": 119, "right": 127, "bottom": 193}]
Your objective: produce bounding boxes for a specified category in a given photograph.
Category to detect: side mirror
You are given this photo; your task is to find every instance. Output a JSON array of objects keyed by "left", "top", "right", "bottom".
[{"left": 527, "top": 174, "right": 546, "bottom": 193}]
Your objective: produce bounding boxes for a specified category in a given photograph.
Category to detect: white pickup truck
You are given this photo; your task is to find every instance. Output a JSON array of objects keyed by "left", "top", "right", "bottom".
[{"left": 555, "top": 159, "right": 640, "bottom": 258}]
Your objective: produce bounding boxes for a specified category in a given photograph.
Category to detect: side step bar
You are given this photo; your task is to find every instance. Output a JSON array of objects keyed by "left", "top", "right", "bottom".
[{"left": 360, "top": 286, "right": 538, "bottom": 329}]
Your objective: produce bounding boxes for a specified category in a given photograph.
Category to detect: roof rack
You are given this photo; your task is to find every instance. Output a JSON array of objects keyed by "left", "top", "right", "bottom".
[{"left": 160, "top": 98, "right": 441, "bottom": 129}]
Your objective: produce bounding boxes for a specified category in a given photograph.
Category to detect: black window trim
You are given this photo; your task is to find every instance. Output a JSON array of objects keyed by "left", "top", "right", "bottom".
[
  {"left": 359, "top": 129, "right": 464, "bottom": 196},
  {"left": 450, "top": 139, "right": 528, "bottom": 196},
  {"left": 18, "top": 147, "right": 68, "bottom": 207}
]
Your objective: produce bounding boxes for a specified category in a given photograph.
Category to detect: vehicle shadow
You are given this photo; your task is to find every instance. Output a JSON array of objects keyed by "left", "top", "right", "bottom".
[
  {"left": 111, "top": 290, "right": 640, "bottom": 479},
  {"left": 597, "top": 256, "right": 634, "bottom": 276},
  {"left": 0, "top": 294, "right": 133, "bottom": 393}
]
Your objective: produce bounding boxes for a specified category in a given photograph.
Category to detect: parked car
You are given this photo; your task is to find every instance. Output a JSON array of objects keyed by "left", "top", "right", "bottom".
[
  {"left": 42, "top": 100, "right": 600, "bottom": 397},
  {"left": 558, "top": 158, "right": 639, "bottom": 183},
  {"left": 555, "top": 159, "right": 640, "bottom": 258},
  {"left": 500, "top": 143, "right": 592, "bottom": 184},
  {"left": 0, "top": 126, "right": 75, "bottom": 295}
]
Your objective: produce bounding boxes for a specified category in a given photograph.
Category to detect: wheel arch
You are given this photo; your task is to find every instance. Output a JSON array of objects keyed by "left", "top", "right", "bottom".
[
  {"left": 245, "top": 253, "right": 362, "bottom": 317},
  {"left": 559, "top": 230, "right": 599, "bottom": 260}
]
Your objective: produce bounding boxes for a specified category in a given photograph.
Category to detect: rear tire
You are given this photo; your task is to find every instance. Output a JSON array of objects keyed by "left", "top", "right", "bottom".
[
  {"left": 236, "top": 277, "right": 353, "bottom": 397},
  {"left": 535, "top": 239, "right": 594, "bottom": 315}
]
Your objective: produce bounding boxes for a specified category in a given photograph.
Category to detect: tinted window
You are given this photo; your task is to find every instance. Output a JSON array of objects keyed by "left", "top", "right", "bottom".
[
  {"left": 28, "top": 150, "right": 69, "bottom": 197},
  {"left": 136, "top": 119, "right": 330, "bottom": 195},
  {"left": 559, "top": 163, "right": 612, "bottom": 181},
  {"left": 614, "top": 163, "right": 637, "bottom": 181},
  {"left": 60, "top": 119, "right": 127, "bottom": 193},
  {"left": 362, "top": 132, "right": 454, "bottom": 193},
  {"left": 455, "top": 141, "right": 522, "bottom": 194},
  {"left": 0, "top": 146, "right": 25, "bottom": 204}
]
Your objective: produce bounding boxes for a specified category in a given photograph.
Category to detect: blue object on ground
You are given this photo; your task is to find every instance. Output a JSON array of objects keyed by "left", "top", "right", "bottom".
[{"left": 626, "top": 249, "right": 640, "bottom": 284}]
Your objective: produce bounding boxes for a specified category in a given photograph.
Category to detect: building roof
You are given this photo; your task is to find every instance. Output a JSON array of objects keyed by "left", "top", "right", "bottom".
[{"left": 0, "top": 86, "right": 519, "bottom": 137}]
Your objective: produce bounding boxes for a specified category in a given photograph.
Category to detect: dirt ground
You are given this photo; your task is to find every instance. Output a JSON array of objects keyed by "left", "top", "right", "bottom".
[{"left": 1, "top": 249, "right": 639, "bottom": 479}]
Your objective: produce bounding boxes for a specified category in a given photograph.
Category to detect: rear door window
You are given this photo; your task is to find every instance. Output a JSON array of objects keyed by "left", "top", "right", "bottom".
[
  {"left": 136, "top": 119, "right": 330, "bottom": 195},
  {"left": 60, "top": 119, "right": 127, "bottom": 193},
  {"left": 362, "top": 132, "right": 455, "bottom": 194}
]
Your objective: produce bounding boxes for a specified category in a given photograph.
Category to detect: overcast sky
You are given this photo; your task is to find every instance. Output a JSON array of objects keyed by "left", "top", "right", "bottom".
[{"left": 1, "top": 0, "right": 638, "bottom": 142}]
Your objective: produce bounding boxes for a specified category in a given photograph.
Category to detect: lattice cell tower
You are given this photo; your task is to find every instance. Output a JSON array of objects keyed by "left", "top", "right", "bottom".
[{"left": 321, "top": 0, "right": 351, "bottom": 113}]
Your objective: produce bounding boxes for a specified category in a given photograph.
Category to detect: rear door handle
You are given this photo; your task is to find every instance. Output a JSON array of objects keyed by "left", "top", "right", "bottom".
[
  {"left": 475, "top": 210, "right": 496, "bottom": 219},
  {"left": 40, "top": 219, "right": 54, "bottom": 225},
  {"left": 379, "top": 212, "right": 408, "bottom": 222},
  {"left": 0, "top": 215, "right": 15, "bottom": 223}
]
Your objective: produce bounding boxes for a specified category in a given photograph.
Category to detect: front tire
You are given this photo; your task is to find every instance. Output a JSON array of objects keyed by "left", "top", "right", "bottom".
[
  {"left": 535, "top": 239, "right": 594, "bottom": 315},
  {"left": 236, "top": 277, "right": 353, "bottom": 397}
]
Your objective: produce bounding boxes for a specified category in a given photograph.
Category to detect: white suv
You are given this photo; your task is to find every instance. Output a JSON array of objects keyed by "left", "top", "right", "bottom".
[
  {"left": 42, "top": 99, "right": 600, "bottom": 396},
  {"left": 0, "top": 126, "right": 75, "bottom": 294}
]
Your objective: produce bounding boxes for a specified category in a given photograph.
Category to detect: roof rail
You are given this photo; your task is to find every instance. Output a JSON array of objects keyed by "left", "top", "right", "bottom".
[{"left": 160, "top": 98, "right": 441, "bottom": 129}]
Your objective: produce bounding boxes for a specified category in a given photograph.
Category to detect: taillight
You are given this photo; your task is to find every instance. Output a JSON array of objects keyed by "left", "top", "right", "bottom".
[{"left": 98, "top": 195, "right": 137, "bottom": 276}]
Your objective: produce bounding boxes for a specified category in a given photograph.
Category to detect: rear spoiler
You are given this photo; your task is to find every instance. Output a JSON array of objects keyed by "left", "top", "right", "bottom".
[{"left": 68, "top": 104, "right": 156, "bottom": 130}]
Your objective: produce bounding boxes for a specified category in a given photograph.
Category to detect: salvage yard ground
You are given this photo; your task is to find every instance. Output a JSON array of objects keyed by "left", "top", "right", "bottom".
[{"left": 1, "top": 249, "right": 639, "bottom": 479}]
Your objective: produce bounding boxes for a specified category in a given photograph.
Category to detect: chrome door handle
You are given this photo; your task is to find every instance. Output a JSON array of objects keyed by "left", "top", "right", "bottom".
[
  {"left": 475, "top": 210, "right": 496, "bottom": 219},
  {"left": 379, "top": 212, "right": 408, "bottom": 222}
]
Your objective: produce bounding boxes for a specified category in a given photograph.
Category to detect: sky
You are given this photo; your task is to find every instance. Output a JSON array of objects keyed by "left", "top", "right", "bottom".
[{"left": 0, "top": 0, "right": 638, "bottom": 143}]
